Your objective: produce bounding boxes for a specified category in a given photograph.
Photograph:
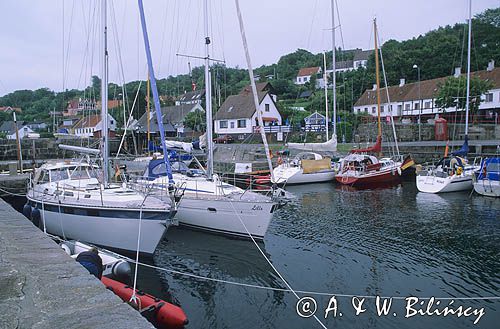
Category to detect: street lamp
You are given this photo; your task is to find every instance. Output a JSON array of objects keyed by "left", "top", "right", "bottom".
[{"left": 413, "top": 64, "right": 422, "bottom": 141}]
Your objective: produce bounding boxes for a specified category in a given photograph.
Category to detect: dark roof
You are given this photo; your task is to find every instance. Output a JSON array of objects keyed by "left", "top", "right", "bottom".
[
  {"left": 331, "top": 60, "right": 354, "bottom": 70},
  {"left": 215, "top": 92, "right": 268, "bottom": 120},
  {"left": 353, "top": 49, "right": 372, "bottom": 61},
  {"left": 136, "top": 104, "right": 203, "bottom": 133},
  {"left": 299, "top": 90, "right": 313, "bottom": 98},
  {"left": 355, "top": 67, "right": 500, "bottom": 107},
  {"left": 239, "top": 82, "right": 273, "bottom": 94},
  {"left": 177, "top": 89, "right": 205, "bottom": 104},
  {"left": 0, "top": 121, "right": 27, "bottom": 134},
  {"left": 72, "top": 115, "right": 101, "bottom": 129}
]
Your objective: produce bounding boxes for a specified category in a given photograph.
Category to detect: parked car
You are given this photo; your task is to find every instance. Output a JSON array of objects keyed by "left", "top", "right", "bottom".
[{"left": 213, "top": 134, "right": 234, "bottom": 144}]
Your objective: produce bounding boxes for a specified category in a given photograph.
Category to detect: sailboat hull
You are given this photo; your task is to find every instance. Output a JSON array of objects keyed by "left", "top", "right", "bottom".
[
  {"left": 416, "top": 174, "right": 473, "bottom": 193},
  {"left": 473, "top": 180, "right": 500, "bottom": 197},
  {"left": 273, "top": 167, "right": 336, "bottom": 185},
  {"left": 335, "top": 168, "right": 400, "bottom": 186},
  {"left": 176, "top": 197, "right": 274, "bottom": 239},
  {"left": 26, "top": 199, "right": 168, "bottom": 254}
]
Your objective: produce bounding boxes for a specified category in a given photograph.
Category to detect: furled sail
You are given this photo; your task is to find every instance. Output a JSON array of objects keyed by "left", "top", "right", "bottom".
[{"left": 287, "top": 134, "right": 337, "bottom": 152}]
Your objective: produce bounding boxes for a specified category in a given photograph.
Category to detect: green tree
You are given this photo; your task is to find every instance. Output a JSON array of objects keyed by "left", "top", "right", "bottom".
[
  {"left": 435, "top": 76, "right": 493, "bottom": 113},
  {"left": 183, "top": 110, "right": 206, "bottom": 131},
  {"left": 475, "top": 7, "right": 500, "bottom": 27}
]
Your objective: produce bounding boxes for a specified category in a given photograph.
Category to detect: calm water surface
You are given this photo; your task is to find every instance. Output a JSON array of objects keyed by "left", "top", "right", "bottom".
[{"left": 136, "top": 182, "right": 499, "bottom": 329}]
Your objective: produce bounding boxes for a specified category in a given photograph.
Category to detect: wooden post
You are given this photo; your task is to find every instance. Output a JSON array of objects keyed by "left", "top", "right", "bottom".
[{"left": 13, "top": 112, "right": 23, "bottom": 174}]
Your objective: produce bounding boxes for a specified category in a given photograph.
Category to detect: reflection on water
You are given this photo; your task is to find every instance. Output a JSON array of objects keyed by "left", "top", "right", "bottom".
[
  {"left": 141, "top": 182, "right": 499, "bottom": 328},
  {"left": 6, "top": 187, "right": 497, "bottom": 327}
]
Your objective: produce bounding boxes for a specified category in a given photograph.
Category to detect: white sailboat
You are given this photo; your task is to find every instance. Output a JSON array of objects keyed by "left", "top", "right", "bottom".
[
  {"left": 416, "top": 0, "right": 480, "bottom": 194},
  {"left": 137, "top": 0, "right": 282, "bottom": 240},
  {"left": 473, "top": 157, "right": 500, "bottom": 197},
  {"left": 272, "top": 152, "right": 335, "bottom": 185},
  {"left": 25, "top": 0, "right": 177, "bottom": 255}
]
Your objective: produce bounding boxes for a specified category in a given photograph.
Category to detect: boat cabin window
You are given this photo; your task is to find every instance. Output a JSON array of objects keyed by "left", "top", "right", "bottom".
[
  {"left": 49, "top": 168, "right": 69, "bottom": 182},
  {"left": 150, "top": 161, "right": 188, "bottom": 176},
  {"left": 69, "top": 166, "right": 93, "bottom": 180},
  {"left": 39, "top": 170, "right": 50, "bottom": 184},
  {"left": 486, "top": 162, "right": 500, "bottom": 172}
]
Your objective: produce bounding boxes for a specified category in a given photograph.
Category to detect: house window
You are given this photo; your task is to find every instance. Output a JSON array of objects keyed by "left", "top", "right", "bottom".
[
  {"left": 398, "top": 104, "right": 403, "bottom": 112},
  {"left": 219, "top": 120, "right": 228, "bottom": 129},
  {"left": 230, "top": 122, "right": 235, "bottom": 129},
  {"left": 414, "top": 103, "right": 420, "bottom": 110},
  {"left": 381, "top": 105, "right": 384, "bottom": 112},
  {"left": 424, "top": 101, "right": 431, "bottom": 109},
  {"left": 405, "top": 104, "right": 411, "bottom": 111},
  {"left": 237, "top": 119, "right": 246, "bottom": 128},
  {"left": 372, "top": 106, "right": 376, "bottom": 113},
  {"left": 364, "top": 108, "right": 368, "bottom": 113},
  {"left": 485, "top": 93, "right": 493, "bottom": 102},
  {"left": 389, "top": 105, "right": 393, "bottom": 112},
  {"left": 265, "top": 104, "right": 270, "bottom": 112}
]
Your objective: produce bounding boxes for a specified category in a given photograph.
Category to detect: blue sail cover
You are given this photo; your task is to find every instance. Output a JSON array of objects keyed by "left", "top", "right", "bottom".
[
  {"left": 451, "top": 135, "right": 469, "bottom": 157},
  {"left": 477, "top": 157, "right": 500, "bottom": 181}
]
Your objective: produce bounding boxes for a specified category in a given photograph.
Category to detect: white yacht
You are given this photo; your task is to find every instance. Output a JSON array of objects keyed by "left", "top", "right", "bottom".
[
  {"left": 272, "top": 152, "right": 336, "bottom": 185},
  {"left": 25, "top": 160, "right": 175, "bottom": 254},
  {"left": 137, "top": 160, "right": 281, "bottom": 240},
  {"left": 473, "top": 157, "right": 500, "bottom": 197},
  {"left": 416, "top": 155, "right": 480, "bottom": 193},
  {"left": 416, "top": 0, "right": 479, "bottom": 194}
]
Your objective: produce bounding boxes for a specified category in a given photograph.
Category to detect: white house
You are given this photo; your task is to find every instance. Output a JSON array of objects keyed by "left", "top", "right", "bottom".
[
  {"left": 295, "top": 67, "right": 325, "bottom": 89},
  {"left": 0, "top": 121, "right": 34, "bottom": 139},
  {"left": 72, "top": 114, "right": 117, "bottom": 137},
  {"left": 214, "top": 82, "right": 282, "bottom": 139},
  {"left": 353, "top": 62, "right": 500, "bottom": 120}
]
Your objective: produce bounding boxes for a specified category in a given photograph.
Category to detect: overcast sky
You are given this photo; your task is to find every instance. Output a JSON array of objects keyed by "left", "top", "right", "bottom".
[{"left": 0, "top": 0, "right": 498, "bottom": 96}]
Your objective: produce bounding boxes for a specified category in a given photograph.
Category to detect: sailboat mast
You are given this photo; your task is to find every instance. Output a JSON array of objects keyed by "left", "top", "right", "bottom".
[
  {"left": 465, "top": 0, "right": 471, "bottom": 136},
  {"left": 137, "top": 0, "right": 174, "bottom": 183},
  {"left": 330, "top": 0, "right": 336, "bottom": 137},
  {"left": 147, "top": 73, "right": 151, "bottom": 154},
  {"left": 374, "top": 18, "right": 382, "bottom": 138},
  {"left": 204, "top": 0, "right": 214, "bottom": 179},
  {"left": 235, "top": 0, "right": 275, "bottom": 181},
  {"left": 323, "top": 52, "right": 329, "bottom": 140},
  {"left": 101, "top": 0, "right": 109, "bottom": 186}
]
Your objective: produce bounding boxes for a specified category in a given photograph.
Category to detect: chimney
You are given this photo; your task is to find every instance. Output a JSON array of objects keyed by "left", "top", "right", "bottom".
[
  {"left": 372, "top": 84, "right": 377, "bottom": 91},
  {"left": 399, "top": 78, "right": 405, "bottom": 87},
  {"left": 487, "top": 59, "right": 495, "bottom": 72},
  {"left": 454, "top": 67, "right": 461, "bottom": 78}
]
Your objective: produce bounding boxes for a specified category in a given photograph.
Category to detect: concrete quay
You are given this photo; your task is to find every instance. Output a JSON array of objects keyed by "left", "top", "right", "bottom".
[{"left": 0, "top": 198, "right": 154, "bottom": 329}]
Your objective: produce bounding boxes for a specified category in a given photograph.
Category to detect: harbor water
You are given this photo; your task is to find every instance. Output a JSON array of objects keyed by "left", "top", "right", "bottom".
[{"left": 134, "top": 181, "right": 499, "bottom": 329}]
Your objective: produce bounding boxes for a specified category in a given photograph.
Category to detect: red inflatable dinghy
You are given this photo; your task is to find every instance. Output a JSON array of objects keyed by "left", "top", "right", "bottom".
[{"left": 101, "top": 276, "right": 188, "bottom": 328}]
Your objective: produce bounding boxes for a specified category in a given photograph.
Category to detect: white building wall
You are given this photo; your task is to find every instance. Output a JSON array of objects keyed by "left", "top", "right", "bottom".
[
  {"left": 214, "top": 94, "right": 282, "bottom": 134},
  {"left": 354, "top": 88, "right": 500, "bottom": 118}
]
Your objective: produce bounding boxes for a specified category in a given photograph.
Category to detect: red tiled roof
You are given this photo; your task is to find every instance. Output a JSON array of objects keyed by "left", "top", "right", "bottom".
[
  {"left": 0, "top": 106, "right": 22, "bottom": 113},
  {"left": 297, "top": 67, "right": 321, "bottom": 77}
]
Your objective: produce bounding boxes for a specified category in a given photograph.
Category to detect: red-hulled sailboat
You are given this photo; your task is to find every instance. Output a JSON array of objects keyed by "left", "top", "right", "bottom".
[{"left": 335, "top": 19, "right": 409, "bottom": 187}]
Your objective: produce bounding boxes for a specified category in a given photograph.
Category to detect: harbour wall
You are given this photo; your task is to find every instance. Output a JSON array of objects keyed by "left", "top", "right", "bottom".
[{"left": 0, "top": 198, "right": 154, "bottom": 329}]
